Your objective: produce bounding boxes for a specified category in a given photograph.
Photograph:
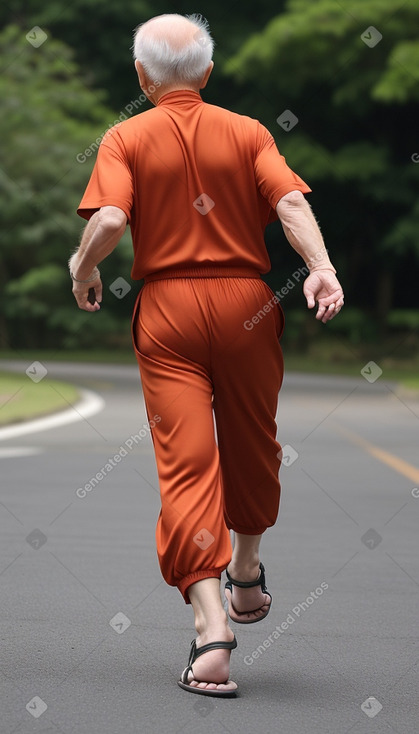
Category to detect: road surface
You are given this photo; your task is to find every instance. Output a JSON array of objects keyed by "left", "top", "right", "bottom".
[{"left": 0, "top": 359, "right": 418, "bottom": 734}]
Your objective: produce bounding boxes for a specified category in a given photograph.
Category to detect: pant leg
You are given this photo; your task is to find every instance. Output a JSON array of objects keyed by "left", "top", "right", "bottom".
[
  {"left": 208, "top": 278, "right": 285, "bottom": 534},
  {"left": 131, "top": 280, "right": 232, "bottom": 604}
]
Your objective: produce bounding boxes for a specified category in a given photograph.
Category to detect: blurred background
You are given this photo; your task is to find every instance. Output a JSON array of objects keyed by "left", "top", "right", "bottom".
[{"left": 1, "top": 0, "right": 418, "bottom": 382}]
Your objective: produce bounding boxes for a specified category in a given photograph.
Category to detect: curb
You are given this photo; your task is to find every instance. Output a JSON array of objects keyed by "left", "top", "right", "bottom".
[{"left": 0, "top": 388, "right": 105, "bottom": 442}]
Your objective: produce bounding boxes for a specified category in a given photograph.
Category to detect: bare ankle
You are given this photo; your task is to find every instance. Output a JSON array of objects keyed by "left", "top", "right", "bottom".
[
  {"left": 227, "top": 558, "right": 260, "bottom": 581},
  {"left": 194, "top": 609, "right": 229, "bottom": 636}
]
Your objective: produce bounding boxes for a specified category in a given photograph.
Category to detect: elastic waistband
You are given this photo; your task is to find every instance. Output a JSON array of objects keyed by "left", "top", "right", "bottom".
[{"left": 144, "top": 266, "right": 262, "bottom": 283}]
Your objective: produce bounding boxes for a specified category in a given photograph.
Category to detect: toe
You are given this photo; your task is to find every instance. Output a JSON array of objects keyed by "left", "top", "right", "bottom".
[
  {"left": 226, "top": 585, "right": 271, "bottom": 617},
  {"left": 216, "top": 680, "right": 238, "bottom": 692},
  {"left": 194, "top": 680, "right": 237, "bottom": 692},
  {"left": 226, "top": 588, "right": 271, "bottom": 620}
]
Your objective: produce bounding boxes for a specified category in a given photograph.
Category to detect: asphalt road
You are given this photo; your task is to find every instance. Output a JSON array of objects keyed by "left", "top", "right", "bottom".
[{"left": 0, "top": 358, "right": 418, "bottom": 734}]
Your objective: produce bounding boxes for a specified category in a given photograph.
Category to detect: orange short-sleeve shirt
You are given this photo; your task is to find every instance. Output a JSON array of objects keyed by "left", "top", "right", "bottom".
[{"left": 77, "top": 90, "right": 311, "bottom": 280}]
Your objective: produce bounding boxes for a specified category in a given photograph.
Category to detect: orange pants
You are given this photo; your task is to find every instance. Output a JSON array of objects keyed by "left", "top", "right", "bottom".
[{"left": 131, "top": 266, "right": 284, "bottom": 603}]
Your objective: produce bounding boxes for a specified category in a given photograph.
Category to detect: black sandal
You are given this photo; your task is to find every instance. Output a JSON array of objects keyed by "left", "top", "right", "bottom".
[
  {"left": 178, "top": 637, "right": 238, "bottom": 697},
  {"left": 225, "top": 562, "right": 272, "bottom": 624}
]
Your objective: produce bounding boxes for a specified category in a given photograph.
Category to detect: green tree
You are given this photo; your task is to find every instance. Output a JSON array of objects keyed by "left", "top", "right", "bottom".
[
  {"left": 0, "top": 0, "right": 150, "bottom": 110},
  {"left": 224, "top": 0, "right": 419, "bottom": 331},
  {"left": 0, "top": 0, "right": 287, "bottom": 109},
  {"left": 0, "top": 25, "right": 134, "bottom": 350}
]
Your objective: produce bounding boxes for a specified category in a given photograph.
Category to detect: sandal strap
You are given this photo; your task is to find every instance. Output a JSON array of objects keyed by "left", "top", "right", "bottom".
[
  {"left": 181, "top": 663, "right": 194, "bottom": 684},
  {"left": 193, "top": 636, "right": 237, "bottom": 661},
  {"left": 225, "top": 562, "right": 267, "bottom": 591},
  {"left": 181, "top": 636, "right": 237, "bottom": 683}
]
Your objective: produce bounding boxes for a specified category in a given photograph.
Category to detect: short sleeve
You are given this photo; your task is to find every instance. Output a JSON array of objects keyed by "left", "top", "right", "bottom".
[
  {"left": 254, "top": 123, "right": 311, "bottom": 212},
  {"left": 77, "top": 127, "right": 134, "bottom": 222}
]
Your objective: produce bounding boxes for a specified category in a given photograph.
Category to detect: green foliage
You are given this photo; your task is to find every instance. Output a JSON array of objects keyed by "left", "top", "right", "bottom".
[
  {"left": 388, "top": 309, "right": 419, "bottom": 329},
  {"left": 0, "top": 0, "right": 287, "bottom": 109},
  {"left": 0, "top": 1, "right": 418, "bottom": 351},
  {"left": 0, "top": 0, "right": 150, "bottom": 108},
  {"left": 0, "top": 25, "right": 133, "bottom": 349},
  {"left": 225, "top": 0, "right": 419, "bottom": 103},
  {"left": 373, "top": 41, "right": 419, "bottom": 102},
  {"left": 383, "top": 199, "right": 419, "bottom": 254},
  {"left": 225, "top": 0, "right": 419, "bottom": 325}
]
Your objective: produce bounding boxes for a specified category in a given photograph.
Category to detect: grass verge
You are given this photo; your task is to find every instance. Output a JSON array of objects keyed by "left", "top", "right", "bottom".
[
  {"left": 0, "top": 371, "right": 80, "bottom": 427},
  {"left": 0, "top": 346, "right": 418, "bottom": 392},
  {"left": 283, "top": 354, "right": 419, "bottom": 387}
]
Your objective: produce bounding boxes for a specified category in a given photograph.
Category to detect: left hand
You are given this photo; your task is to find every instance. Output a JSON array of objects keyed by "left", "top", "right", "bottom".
[{"left": 303, "top": 270, "right": 344, "bottom": 323}]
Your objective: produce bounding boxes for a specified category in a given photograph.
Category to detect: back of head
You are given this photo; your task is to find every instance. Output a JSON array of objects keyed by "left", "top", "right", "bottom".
[{"left": 132, "top": 13, "right": 214, "bottom": 87}]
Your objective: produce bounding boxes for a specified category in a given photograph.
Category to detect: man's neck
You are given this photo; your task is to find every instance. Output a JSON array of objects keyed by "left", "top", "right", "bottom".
[{"left": 148, "top": 85, "right": 201, "bottom": 106}]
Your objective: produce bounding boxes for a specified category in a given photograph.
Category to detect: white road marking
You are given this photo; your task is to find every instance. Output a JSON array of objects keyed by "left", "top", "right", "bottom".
[
  {"left": 0, "top": 388, "right": 105, "bottom": 442},
  {"left": 0, "top": 447, "right": 44, "bottom": 458}
]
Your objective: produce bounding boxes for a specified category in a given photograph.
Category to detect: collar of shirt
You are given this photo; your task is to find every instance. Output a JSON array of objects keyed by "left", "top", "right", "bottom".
[{"left": 157, "top": 89, "right": 203, "bottom": 106}]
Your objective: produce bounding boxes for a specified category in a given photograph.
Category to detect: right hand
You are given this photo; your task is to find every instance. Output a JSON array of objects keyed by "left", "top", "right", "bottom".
[
  {"left": 71, "top": 273, "right": 103, "bottom": 312},
  {"left": 303, "top": 270, "right": 344, "bottom": 323}
]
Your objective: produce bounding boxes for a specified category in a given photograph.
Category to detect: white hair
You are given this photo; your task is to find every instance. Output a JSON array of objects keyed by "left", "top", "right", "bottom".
[{"left": 132, "top": 13, "right": 214, "bottom": 87}]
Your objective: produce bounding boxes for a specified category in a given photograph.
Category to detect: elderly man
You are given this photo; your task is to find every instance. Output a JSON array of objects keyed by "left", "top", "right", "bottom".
[{"left": 70, "top": 13, "right": 344, "bottom": 697}]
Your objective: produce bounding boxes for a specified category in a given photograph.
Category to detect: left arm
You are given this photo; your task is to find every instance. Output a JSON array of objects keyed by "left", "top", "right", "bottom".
[
  {"left": 276, "top": 191, "right": 344, "bottom": 323},
  {"left": 252, "top": 124, "right": 343, "bottom": 323},
  {"left": 69, "top": 205, "right": 127, "bottom": 312}
]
